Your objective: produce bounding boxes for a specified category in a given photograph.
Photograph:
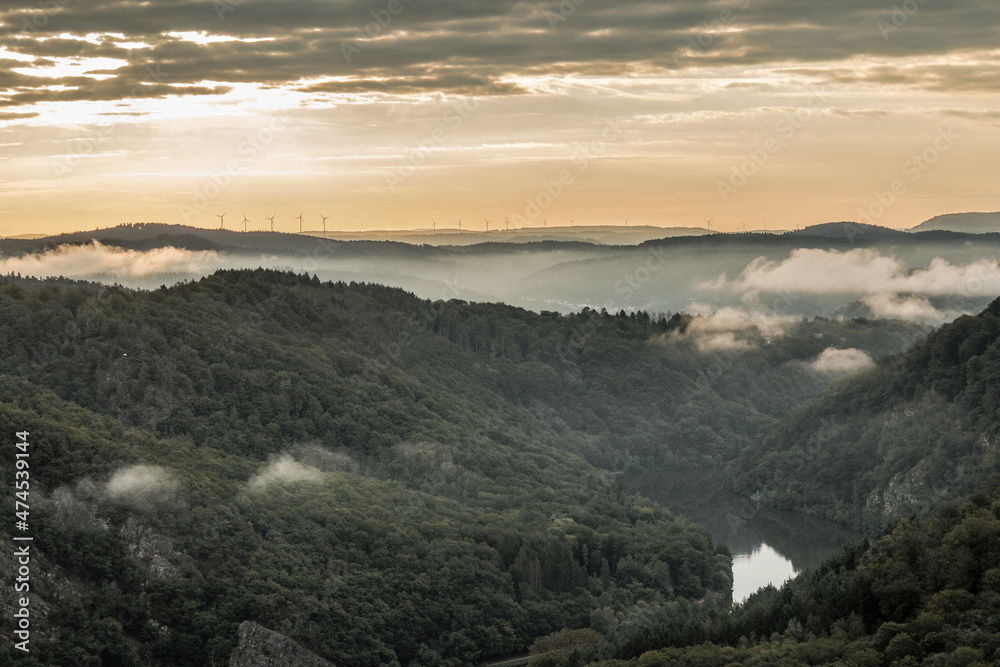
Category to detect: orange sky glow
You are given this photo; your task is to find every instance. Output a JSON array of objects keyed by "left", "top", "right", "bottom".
[{"left": 1, "top": 1, "right": 998, "bottom": 236}]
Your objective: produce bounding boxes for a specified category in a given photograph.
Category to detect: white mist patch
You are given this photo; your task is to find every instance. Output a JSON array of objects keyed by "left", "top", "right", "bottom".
[
  {"left": 694, "top": 331, "right": 753, "bottom": 352},
  {"left": 711, "top": 249, "right": 1000, "bottom": 297},
  {"left": 675, "top": 306, "right": 794, "bottom": 352},
  {"left": 862, "top": 293, "right": 943, "bottom": 322},
  {"left": 809, "top": 347, "right": 873, "bottom": 373},
  {"left": 686, "top": 306, "right": 793, "bottom": 334},
  {"left": 0, "top": 241, "right": 226, "bottom": 280},
  {"left": 248, "top": 454, "right": 322, "bottom": 491},
  {"left": 105, "top": 465, "right": 179, "bottom": 502}
]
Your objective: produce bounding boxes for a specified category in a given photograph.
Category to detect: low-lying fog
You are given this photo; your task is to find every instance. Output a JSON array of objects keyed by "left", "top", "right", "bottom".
[{"left": 3, "top": 231, "right": 999, "bottom": 323}]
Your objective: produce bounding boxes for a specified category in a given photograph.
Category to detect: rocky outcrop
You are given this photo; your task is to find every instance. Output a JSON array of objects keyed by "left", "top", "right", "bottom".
[{"left": 228, "top": 621, "right": 334, "bottom": 667}]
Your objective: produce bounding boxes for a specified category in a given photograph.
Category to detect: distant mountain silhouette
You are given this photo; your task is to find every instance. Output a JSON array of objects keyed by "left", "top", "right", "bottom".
[
  {"left": 910, "top": 211, "right": 1000, "bottom": 233},
  {"left": 17, "top": 222, "right": 709, "bottom": 249},
  {"left": 786, "top": 221, "right": 908, "bottom": 241}
]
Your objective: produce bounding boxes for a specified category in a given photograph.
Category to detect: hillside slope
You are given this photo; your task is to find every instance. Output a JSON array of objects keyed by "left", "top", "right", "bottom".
[
  {"left": 733, "top": 297, "right": 1000, "bottom": 531},
  {"left": 0, "top": 299, "right": 726, "bottom": 665}
]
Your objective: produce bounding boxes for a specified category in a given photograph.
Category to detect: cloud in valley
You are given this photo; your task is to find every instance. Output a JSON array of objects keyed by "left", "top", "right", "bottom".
[
  {"left": 862, "top": 293, "right": 945, "bottom": 322},
  {"left": 105, "top": 464, "right": 179, "bottom": 503},
  {"left": 671, "top": 306, "right": 793, "bottom": 352},
  {"left": 0, "top": 241, "right": 227, "bottom": 280},
  {"left": 686, "top": 306, "right": 793, "bottom": 335},
  {"left": 705, "top": 250, "right": 1000, "bottom": 321},
  {"left": 248, "top": 454, "right": 323, "bottom": 491},
  {"left": 718, "top": 249, "right": 1000, "bottom": 297},
  {"left": 809, "top": 347, "right": 874, "bottom": 373}
]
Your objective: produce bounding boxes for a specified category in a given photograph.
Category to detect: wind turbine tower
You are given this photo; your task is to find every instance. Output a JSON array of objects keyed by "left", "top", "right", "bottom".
[
  {"left": 216, "top": 212, "right": 227, "bottom": 229},
  {"left": 267, "top": 214, "right": 276, "bottom": 231},
  {"left": 296, "top": 212, "right": 304, "bottom": 233},
  {"left": 320, "top": 214, "right": 329, "bottom": 234},
  {"left": 242, "top": 213, "right": 251, "bottom": 232}
]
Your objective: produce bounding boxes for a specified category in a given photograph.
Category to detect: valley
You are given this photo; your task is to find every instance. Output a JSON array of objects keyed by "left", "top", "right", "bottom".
[{"left": 0, "top": 226, "right": 998, "bottom": 665}]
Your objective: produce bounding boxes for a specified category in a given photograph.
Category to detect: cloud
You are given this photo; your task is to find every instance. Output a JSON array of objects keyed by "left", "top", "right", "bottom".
[
  {"left": 694, "top": 331, "right": 754, "bottom": 353},
  {"left": 714, "top": 248, "right": 1000, "bottom": 298},
  {"left": 862, "top": 293, "right": 943, "bottom": 322},
  {"left": 809, "top": 347, "right": 873, "bottom": 373},
  {"left": 670, "top": 306, "right": 792, "bottom": 352},
  {"left": 248, "top": 454, "right": 322, "bottom": 491},
  {"left": 0, "top": 0, "right": 996, "bottom": 110},
  {"left": 686, "top": 306, "right": 792, "bottom": 335},
  {"left": 0, "top": 241, "right": 226, "bottom": 280},
  {"left": 105, "top": 464, "right": 179, "bottom": 503}
]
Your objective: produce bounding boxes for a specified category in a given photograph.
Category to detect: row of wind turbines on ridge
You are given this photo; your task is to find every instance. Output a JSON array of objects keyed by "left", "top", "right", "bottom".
[
  {"left": 213, "top": 214, "right": 718, "bottom": 234},
  {"left": 215, "top": 212, "right": 329, "bottom": 233}
]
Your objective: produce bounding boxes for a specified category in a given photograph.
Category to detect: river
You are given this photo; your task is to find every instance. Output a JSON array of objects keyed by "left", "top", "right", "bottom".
[{"left": 628, "top": 469, "right": 862, "bottom": 604}]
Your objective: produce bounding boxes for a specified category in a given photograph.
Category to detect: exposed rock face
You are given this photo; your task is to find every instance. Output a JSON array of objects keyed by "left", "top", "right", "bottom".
[
  {"left": 119, "top": 515, "right": 184, "bottom": 579},
  {"left": 229, "top": 621, "right": 334, "bottom": 667}
]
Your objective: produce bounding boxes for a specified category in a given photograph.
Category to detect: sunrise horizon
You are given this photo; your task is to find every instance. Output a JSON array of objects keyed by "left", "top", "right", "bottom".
[{"left": 3, "top": 1, "right": 998, "bottom": 238}]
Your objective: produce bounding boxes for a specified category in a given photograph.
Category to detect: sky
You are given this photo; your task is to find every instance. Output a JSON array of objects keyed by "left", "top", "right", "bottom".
[{"left": 1, "top": 0, "right": 998, "bottom": 236}]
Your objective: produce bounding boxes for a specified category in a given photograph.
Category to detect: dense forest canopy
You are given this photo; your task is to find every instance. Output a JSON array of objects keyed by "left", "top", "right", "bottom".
[{"left": 0, "top": 268, "right": 995, "bottom": 665}]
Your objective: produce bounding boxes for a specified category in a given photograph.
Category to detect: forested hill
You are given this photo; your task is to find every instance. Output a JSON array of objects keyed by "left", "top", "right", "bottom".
[
  {"left": 734, "top": 297, "right": 1000, "bottom": 532},
  {"left": 0, "top": 270, "right": 922, "bottom": 470},
  {"left": 0, "top": 269, "right": 924, "bottom": 665}
]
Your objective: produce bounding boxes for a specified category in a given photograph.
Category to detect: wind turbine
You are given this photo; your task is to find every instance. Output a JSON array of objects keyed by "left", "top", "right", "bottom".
[
  {"left": 569, "top": 219, "right": 574, "bottom": 226},
  {"left": 216, "top": 212, "right": 227, "bottom": 229},
  {"left": 625, "top": 217, "right": 629, "bottom": 227},
  {"left": 704, "top": 218, "right": 713, "bottom": 231},
  {"left": 320, "top": 214, "right": 329, "bottom": 234},
  {"left": 267, "top": 214, "right": 276, "bottom": 231},
  {"left": 296, "top": 212, "right": 304, "bottom": 233},
  {"left": 505, "top": 217, "right": 510, "bottom": 231},
  {"left": 458, "top": 219, "right": 462, "bottom": 231},
  {"left": 543, "top": 218, "right": 547, "bottom": 228},
  {"left": 432, "top": 219, "right": 437, "bottom": 232},
  {"left": 242, "top": 213, "right": 251, "bottom": 232},
  {"left": 485, "top": 218, "right": 490, "bottom": 231}
]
